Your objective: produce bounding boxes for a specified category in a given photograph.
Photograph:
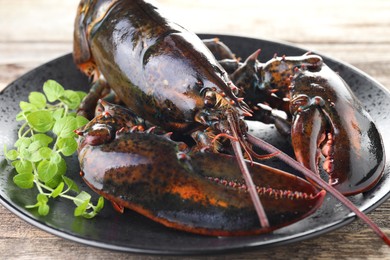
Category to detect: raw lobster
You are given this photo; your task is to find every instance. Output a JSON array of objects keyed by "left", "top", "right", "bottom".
[{"left": 73, "top": 0, "right": 389, "bottom": 243}]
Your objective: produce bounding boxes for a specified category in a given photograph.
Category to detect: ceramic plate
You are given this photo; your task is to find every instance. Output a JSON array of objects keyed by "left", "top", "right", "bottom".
[{"left": 1, "top": 35, "right": 389, "bottom": 255}]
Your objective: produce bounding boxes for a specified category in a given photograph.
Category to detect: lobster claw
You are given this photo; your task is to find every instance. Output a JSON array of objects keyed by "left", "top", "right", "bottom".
[
  {"left": 187, "top": 152, "right": 326, "bottom": 235},
  {"left": 78, "top": 121, "right": 325, "bottom": 235},
  {"left": 290, "top": 65, "right": 385, "bottom": 195}
]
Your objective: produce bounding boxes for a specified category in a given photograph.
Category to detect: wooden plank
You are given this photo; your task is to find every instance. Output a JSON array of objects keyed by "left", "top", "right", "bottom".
[
  {"left": 1, "top": 0, "right": 390, "bottom": 259},
  {"left": 0, "top": 203, "right": 389, "bottom": 259},
  {"left": 1, "top": 0, "right": 389, "bottom": 44}
]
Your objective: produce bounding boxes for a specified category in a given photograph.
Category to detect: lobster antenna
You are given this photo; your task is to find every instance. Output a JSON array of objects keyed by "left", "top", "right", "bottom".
[
  {"left": 246, "top": 133, "right": 390, "bottom": 246},
  {"left": 227, "top": 113, "right": 270, "bottom": 228}
]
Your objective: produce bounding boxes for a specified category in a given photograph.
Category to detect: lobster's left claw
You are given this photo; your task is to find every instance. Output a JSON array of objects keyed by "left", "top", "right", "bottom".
[
  {"left": 78, "top": 126, "right": 325, "bottom": 236},
  {"left": 290, "top": 65, "right": 385, "bottom": 195}
]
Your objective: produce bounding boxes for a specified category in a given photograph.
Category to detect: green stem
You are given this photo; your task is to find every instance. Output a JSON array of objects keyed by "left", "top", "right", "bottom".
[
  {"left": 51, "top": 104, "right": 69, "bottom": 153},
  {"left": 33, "top": 178, "right": 96, "bottom": 209},
  {"left": 32, "top": 168, "right": 44, "bottom": 195},
  {"left": 59, "top": 193, "right": 93, "bottom": 207},
  {"left": 46, "top": 102, "right": 63, "bottom": 109},
  {"left": 18, "top": 122, "right": 29, "bottom": 138}
]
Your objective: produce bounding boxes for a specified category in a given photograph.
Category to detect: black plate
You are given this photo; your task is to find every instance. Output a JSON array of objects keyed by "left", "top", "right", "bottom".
[{"left": 1, "top": 35, "right": 390, "bottom": 255}]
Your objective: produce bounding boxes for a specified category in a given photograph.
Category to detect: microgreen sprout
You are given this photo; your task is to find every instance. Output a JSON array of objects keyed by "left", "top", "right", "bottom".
[{"left": 4, "top": 80, "right": 104, "bottom": 218}]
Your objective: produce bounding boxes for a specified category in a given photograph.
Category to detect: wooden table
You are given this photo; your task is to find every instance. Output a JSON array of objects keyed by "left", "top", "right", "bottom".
[{"left": 1, "top": 0, "right": 390, "bottom": 258}]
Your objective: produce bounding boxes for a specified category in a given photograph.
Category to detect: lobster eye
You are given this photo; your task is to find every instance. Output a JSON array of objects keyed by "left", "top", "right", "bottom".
[{"left": 204, "top": 90, "right": 217, "bottom": 108}]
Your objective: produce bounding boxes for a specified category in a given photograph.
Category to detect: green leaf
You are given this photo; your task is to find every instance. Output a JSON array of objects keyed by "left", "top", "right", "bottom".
[
  {"left": 53, "top": 116, "right": 77, "bottom": 138},
  {"left": 38, "top": 203, "right": 50, "bottom": 216},
  {"left": 44, "top": 158, "right": 66, "bottom": 188},
  {"left": 26, "top": 111, "right": 54, "bottom": 133},
  {"left": 31, "top": 134, "right": 53, "bottom": 147},
  {"left": 5, "top": 149, "right": 18, "bottom": 161},
  {"left": 43, "top": 80, "right": 65, "bottom": 102},
  {"left": 13, "top": 173, "right": 34, "bottom": 189},
  {"left": 95, "top": 196, "right": 105, "bottom": 212},
  {"left": 29, "top": 151, "right": 43, "bottom": 163},
  {"left": 28, "top": 92, "right": 47, "bottom": 109},
  {"left": 19, "top": 149, "right": 32, "bottom": 161},
  {"left": 51, "top": 182, "right": 64, "bottom": 198},
  {"left": 27, "top": 140, "right": 45, "bottom": 162},
  {"left": 26, "top": 194, "right": 49, "bottom": 212},
  {"left": 67, "top": 112, "right": 77, "bottom": 117},
  {"left": 38, "top": 147, "right": 53, "bottom": 159},
  {"left": 37, "top": 193, "right": 49, "bottom": 204},
  {"left": 74, "top": 191, "right": 91, "bottom": 207},
  {"left": 60, "top": 90, "right": 81, "bottom": 110},
  {"left": 76, "top": 115, "right": 89, "bottom": 128},
  {"left": 57, "top": 137, "right": 78, "bottom": 156},
  {"left": 81, "top": 197, "right": 105, "bottom": 219},
  {"left": 56, "top": 158, "right": 67, "bottom": 176},
  {"left": 14, "top": 137, "right": 32, "bottom": 149},
  {"left": 20, "top": 101, "right": 37, "bottom": 112},
  {"left": 50, "top": 152, "right": 62, "bottom": 164},
  {"left": 63, "top": 176, "right": 79, "bottom": 193},
  {"left": 16, "top": 111, "right": 26, "bottom": 121},
  {"left": 28, "top": 140, "right": 43, "bottom": 153},
  {"left": 13, "top": 160, "right": 33, "bottom": 175},
  {"left": 76, "top": 91, "right": 87, "bottom": 102},
  {"left": 81, "top": 211, "right": 98, "bottom": 219},
  {"left": 37, "top": 160, "right": 58, "bottom": 183},
  {"left": 74, "top": 199, "right": 90, "bottom": 217},
  {"left": 52, "top": 108, "right": 65, "bottom": 121}
]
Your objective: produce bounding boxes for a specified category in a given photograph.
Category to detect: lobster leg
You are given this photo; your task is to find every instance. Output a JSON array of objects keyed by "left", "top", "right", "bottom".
[
  {"left": 77, "top": 76, "right": 123, "bottom": 120},
  {"left": 77, "top": 77, "right": 111, "bottom": 119}
]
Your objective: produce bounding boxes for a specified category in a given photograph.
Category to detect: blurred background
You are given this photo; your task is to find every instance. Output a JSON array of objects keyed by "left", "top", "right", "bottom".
[{"left": 1, "top": 0, "right": 389, "bottom": 90}]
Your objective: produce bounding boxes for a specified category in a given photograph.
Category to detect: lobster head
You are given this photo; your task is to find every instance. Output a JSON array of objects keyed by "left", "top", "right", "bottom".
[{"left": 196, "top": 86, "right": 248, "bottom": 125}]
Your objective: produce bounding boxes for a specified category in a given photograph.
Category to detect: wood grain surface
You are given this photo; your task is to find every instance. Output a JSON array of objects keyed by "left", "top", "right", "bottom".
[{"left": 1, "top": 0, "right": 390, "bottom": 259}]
